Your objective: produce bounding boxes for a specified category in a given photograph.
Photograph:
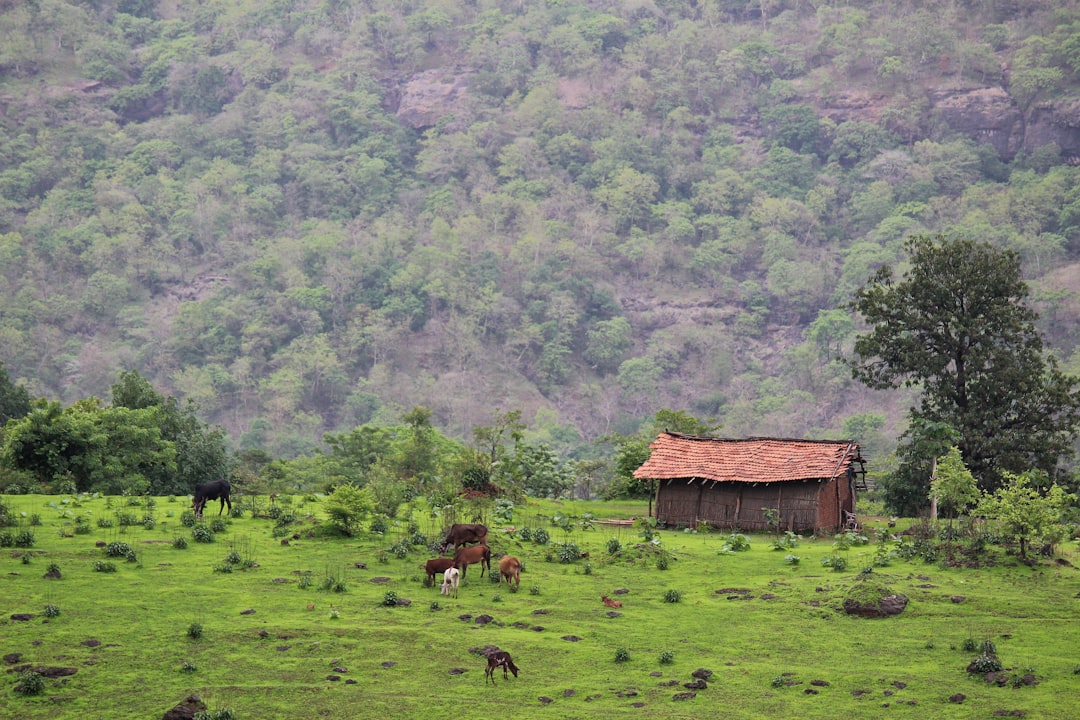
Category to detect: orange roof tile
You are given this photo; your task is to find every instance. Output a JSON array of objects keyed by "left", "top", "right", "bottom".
[{"left": 632, "top": 432, "right": 861, "bottom": 483}]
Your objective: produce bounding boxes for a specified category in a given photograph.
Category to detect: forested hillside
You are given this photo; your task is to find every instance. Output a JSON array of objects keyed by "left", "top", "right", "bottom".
[{"left": 2, "top": 0, "right": 1080, "bottom": 464}]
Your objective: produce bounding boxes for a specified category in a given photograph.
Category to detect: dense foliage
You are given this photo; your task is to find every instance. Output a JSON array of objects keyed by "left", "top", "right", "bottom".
[{"left": 1, "top": 1, "right": 1080, "bottom": 477}]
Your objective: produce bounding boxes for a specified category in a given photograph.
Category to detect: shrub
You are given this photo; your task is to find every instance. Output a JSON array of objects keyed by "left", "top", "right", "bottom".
[
  {"left": 614, "top": 648, "right": 630, "bottom": 663},
  {"left": 43, "top": 603, "right": 61, "bottom": 618},
  {"left": 224, "top": 549, "right": 242, "bottom": 565},
  {"left": 518, "top": 527, "right": 533, "bottom": 542},
  {"left": 430, "top": 601, "right": 441, "bottom": 611},
  {"left": 784, "top": 554, "right": 801, "bottom": 565},
  {"left": 607, "top": 537, "right": 622, "bottom": 554},
  {"left": 656, "top": 554, "right": 669, "bottom": 570},
  {"left": 382, "top": 591, "right": 399, "bottom": 606},
  {"left": 106, "top": 541, "right": 134, "bottom": 558},
  {"left": 191, "top": 525, "right": 214, "bottom": 543},
  {"left": 181, "top": 661, "right": 198, "bottom": 673},
  {"left": 180, "top": 510, "right": 196, "bottom": 527},
  {"left": 46, "top": 562, "right": 61, "bottom": 575},
  {"left": 981, "top": 639, "right": 998, "bottom": 656},
  {"left": 213, "top": 563, "right": 233, "bottom": 573},
  {"left": 208, "top": 517, "right": 227, "bottom": 533},
  {"left": 664, "top": 589, "right": 682, "bottom": 603},
  {"left": 29, "top": 514, "right": 41, "bottom": 526},
  {"left": 172, "top": 536, "right": 188, "bottom": 549},
  {"left": 556, "top": 542, "right": 581, "bottom": 563},
  {"left": 821, "top": 554, "right": 848, "bottom": 572},
  {"left": 142, "top": 516, "right": 156, "bottom": 530},
  {"left": 187, "top": 623, "right": 203, "bottom": 640},
  {"left": 532, "top": 528, "right": 550, "bottom": 545},
  {"left": 969, "top": 653, "right": 1003, "bottom": 674},
  {"left": 15, "top": 670, "right": 45, "bottom": 696},
  {"left": 529, "top": 585, "right": 541, "bottom": 596},
  {"left": 194, "top": 709, "right": 235, "bottom": 720},
  {"left": 14, "top": 530, "right": 34, "bottom": 548},
  {"left": 94, "top": 561, "right": 117, "bottom": 573},
  {"left": 720, "top": 533, "right": 751, "bottom": 553},
  {"left": 659, "top": 650, "right": 674, "bottom": 665},
  {"left": 961, "top": 637, "right": 979, "bottom": 652}
]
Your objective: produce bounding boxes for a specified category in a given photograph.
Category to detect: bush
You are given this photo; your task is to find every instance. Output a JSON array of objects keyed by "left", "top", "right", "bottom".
[
  {"left": 720, "top": 533, "right": 750, "bottom": 553},
  {"left": 172, "top": 536, "right": 188, "bottom": 549},
  {"left": 659, "top": 650, "right": 674, "bottom": 665},
  {"left": 614, "top": 648, "right": 631, "bottom": 663},
  {"left": 607, "top": 537, "right": 622, "bottom": 554},
  {"left": 664, "top": 589, "right": 682, "bottom": 603},
  {"left": 187, "top": 623, "right": 203, "bottom": 640},
  {"left": 14, "top": 530, "right": 34, "bottom": 548},
  {"left": 656, "top": 554, "right": 669, "bottom": 570},
  {"left": 180, "top": 510, "right": 196, "bottom": 527},
  {"left": 94, "top": 561, "right": 117, "bottom": 573},
  {"left": 209, "top": 517, "right": 227, "bottom": 533},
  {"left": 43, "top": 603, "right": 61, "bottom": 618},
  {"left": 181, "top": 661, "right": 198, "bottom": 673},
  {"left": 191, "top": 525, "right": 214, "bottom": 543},
  {"left": 556, "top": 542, "right": 581, "bottom": 563},
  {"left": 15, "top": 670, "right": 45, "bottom": 696},
  {"left": 968, "top": 652, "right": 1003, "bottom": 674},
  {"left": 532, "top": 528, "right": 550, "bottom": 545},
  {"left": 106, "top": 541, "right": 134, "bottom": 559},
  {"left": 382, "top": 591, "right": 399, "bottom": 606}
]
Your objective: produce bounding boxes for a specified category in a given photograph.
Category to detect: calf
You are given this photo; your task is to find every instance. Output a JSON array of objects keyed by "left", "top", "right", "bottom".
[
  {"left": 440, "top": 567, "right": 460, "bottom": 598},
  {"left": 453, "top": 544, "right": 491, "bottom": 581},
  {"left": 424, "top": 557, "right": 456, "bottom": 588},
  {"left": 484, "top": 650, "right": 519, "bottom": 685},
  {"left": 499, "top": 556, "right": 521, "bottom": 589},
  {"left": 601, "top": 595, "right": 622, "bottom": 608}
]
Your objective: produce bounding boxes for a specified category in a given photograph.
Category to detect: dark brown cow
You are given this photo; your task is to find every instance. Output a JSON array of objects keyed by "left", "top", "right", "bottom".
[
  {"left": 484, "top": 650, "right": 519, "bottom": 684},
  {"left": 192, "top": 480, "right": 232, "bottom": 520},
  {"left": 453, "top": 544, "right": 491, "bottom": 580},
  {"left": 439, "top": 523, "right": 488, "bottom": 553},
  {"left": 423, "top": 557, "right": 456, "bottom": 588}
]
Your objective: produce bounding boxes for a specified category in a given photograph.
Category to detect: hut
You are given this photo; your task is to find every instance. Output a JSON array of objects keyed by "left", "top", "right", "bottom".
[{"left": 633, "top": 432, "right": 866, "bottom": 533}]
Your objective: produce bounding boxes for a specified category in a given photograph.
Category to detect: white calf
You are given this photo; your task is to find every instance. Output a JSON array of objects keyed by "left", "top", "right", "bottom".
[{"left": 441, "top": 567, "right": 460, "bottom": 598}]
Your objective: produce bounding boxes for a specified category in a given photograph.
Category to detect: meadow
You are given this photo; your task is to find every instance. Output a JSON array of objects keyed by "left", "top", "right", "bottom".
[{"left": 2, "top": 493, "right": 1079, "bottom": 720}]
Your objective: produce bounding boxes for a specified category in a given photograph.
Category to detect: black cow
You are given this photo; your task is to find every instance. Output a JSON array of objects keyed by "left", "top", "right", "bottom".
[
  {"left": 439, "top": 523, "right": 488, "bottom": 553},
  {"left": 193, "top": 480, "right": 232, "bottom": 520}
]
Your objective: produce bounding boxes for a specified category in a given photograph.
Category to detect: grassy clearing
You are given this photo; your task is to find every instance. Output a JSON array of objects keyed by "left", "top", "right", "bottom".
[{"left": 2, "top": 494, "right": 1079, "bottom": 719}]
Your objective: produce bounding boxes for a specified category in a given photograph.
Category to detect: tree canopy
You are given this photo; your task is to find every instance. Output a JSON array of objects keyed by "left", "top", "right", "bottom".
[{"left": 849, "top": 234, "right": 1080, "bottom": 501}]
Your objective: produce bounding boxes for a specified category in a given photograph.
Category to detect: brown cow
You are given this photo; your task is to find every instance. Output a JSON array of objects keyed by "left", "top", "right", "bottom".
[
  {"left": 423, "top": 557, "right": 456, "bottom": 588},
  {"left": 439, "top": 523, "right": 488, "bottom": 553},
  {"left": 499, "top": 556, "right": 521, "bottom": 589},
  {"left": 601, "top": 595, "right": 622, "bottom": 608},
  {"left": 453, "top": 544, "right": 491, "bottom": 581},
  {"left": 484, "top": 650, "right": 519, "bottom": 685}
]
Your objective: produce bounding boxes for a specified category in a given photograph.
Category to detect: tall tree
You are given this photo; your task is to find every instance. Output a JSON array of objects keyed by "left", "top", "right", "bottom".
[
  {"left": 0, "top": 361, "right": 31, "bottom": 424},
  {"left": 848, "top": 234, "right": 1080, "bottom": 496}
]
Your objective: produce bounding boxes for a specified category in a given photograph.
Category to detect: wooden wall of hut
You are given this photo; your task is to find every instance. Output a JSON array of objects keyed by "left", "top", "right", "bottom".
[{"left": 656, "top": 480, "right": 825, "bottom": 532}]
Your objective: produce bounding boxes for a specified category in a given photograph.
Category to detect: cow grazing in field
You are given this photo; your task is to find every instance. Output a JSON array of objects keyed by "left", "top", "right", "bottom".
[
  {"left": 453, "top": 544, "right": 491, "bottom": 580},
  {"left": 499, "top": 556, "right": 521, "bottom": 589},
  {"left": 424, "top": 557, "right": 456, "bottom": 588},
  {"left": 193, "top": 480, "right": 232, "bottom": 520},
  {"left": 601, "top": 595, "right": 622, "bottom": 608},
  {"left": 441, "top": 567, "right": 460, "bottom": 598},
  {"left": 484, "top": 650, "right": 519, "bottom": 685},
  {"left": 439, "top": 523, "right": 488, "bottom": 553}
]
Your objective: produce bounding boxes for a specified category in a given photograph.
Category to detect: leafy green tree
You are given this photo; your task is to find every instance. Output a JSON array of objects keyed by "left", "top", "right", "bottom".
[
  {"left": 849, "top": 235, "right": 1080, "bottom": 492},
  {"left": 0, "top": 361, "right": 31, "bottom": 425},
  {"left": 323, "top": 482, "right": 376, "bottom": 537},
  {"left": 506, "top": 442, "right": 574, "bottom": 499},
  {"left": 978, "top": 471, "right": 1075, "bottom": 560},
  {"left": 930, "top": 446, "right": 980, "bottom": 522}
]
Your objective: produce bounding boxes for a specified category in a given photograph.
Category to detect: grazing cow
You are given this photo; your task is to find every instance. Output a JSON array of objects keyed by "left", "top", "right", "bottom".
[
  {"left": 484, "top": 650, "right": 519, "bottom": 685},
  {"left": 453, "top": 544, "right": 491, "bottom": 581},
  {"left": 192, "top": 480, "right": 232, "bottom": 520},
  {"left": 439, "top": 523, "right": 488, "bottom": 553},
  {"left": 441, "top": 567, "right": 460, "bottom": 598},
  {"left": 499, "top": 556, "right": 521, "bottom": 589},
  {"left": 601, "top": 595, "right": 622, "bottom": 608},
  {"left": 424, "top": 557, "right": 456, "bottom": 588}
]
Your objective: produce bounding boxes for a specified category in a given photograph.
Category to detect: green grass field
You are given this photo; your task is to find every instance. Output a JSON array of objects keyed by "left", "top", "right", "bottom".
[{"left": 2, "top": 494, "right": 1079, "bottom": 719}]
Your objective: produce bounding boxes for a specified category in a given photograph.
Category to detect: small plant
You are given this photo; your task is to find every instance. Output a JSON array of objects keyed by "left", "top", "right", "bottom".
[
  {"left": 556, "top": 542, "right": 581, "bottom": 563},
  {"left": 172, "top": 536, "right": 189, "bottom": 549},
  {"left": 720, "top": 533, "right": 751, "bottom": 553},
  {"left": 529, "top": 584, "right": 541, "bottom": 596},
  {"left": 656, "top": 554, "right": 669, "bottom": 570},
  {"left": 925, "top": 640, "right": 936, "bottom": 649},
  {"left": 106, "top": 541, "right": 134, "bottom": 558},
  {"left": 213, "top": 563, "right": 234, "bottom": 573},
  {"left": 180, "top": 510, "right": 196, "bottom": 527},
  {"left": 181, "top": 660, "right": 198, "bottom": 673},
  {"left": 430, "top": 601, "right": 441, "bottom": 611},
  {"left": 784, "top": 554, "right": 801, "bottom": 565},
  {"left": 298, "top": 572, "right": 314, "bottom": 589},
  {"left": 208, "top": 517, "right": 227, "bottom": 533},
  {"left": 961, "top": 637, "right": 979, "bottom": 653},
  {"left": 15, "top": 670, "right": 45, "bottom": 696},
  {"left": 382, "top": 591, "right": 399, "bottom": 607},
  {"left": 224, "top": 549, "right": 242, "bottom": 565},
  {"left": 821, "top": 554, "right": 848, "bottom": 572},
  {"left": 770, "top": 675, "right": 785, "bottom": 688},
  {"left": 981, "top": 638, "right": 998, "bottom": 656},
  {"left": 328, "top": 606, "right": 340, "bottom": 619},
  {"left": 968, "top": 652, "right": 1003, "bottom": 674},
  {"left": 97, "top": 517, "right": 115, "bottom": 528},
  {"left": 607, "top": 537, "right": 622, "bottom": 554},
  {"left": 94, "top": 560, "right": 117, "bottom": 573},
  {"left": 614, "top": 647, "right": 631, "bottom": 663},
  {"left": 659, "top": 650, "right": 674, "bottom": 665},
  {"left": 518, "top": 527, "right": 533, "bottom": 542},
  {"left": 46, "top": 562, "right": 61, "bottom": 575},
  {"left": 187, "top": 622, "right": 203, "bottom": 640},
  {"left": 194, "top": 709, "right": 236, "bottom": 720},
  {"left": 142, "top": 516, "right": 156, "bottom": 530},
  {"left": 43, "top": 603, "right": 61, "bottom": 618},
  {"left": 21, "top": 553, "right": 31, "bottom": 565},
  {"left": 29, "top": 513, "right": 41, "bottom": 526},
  {"left": 664, "top": 589, "right": 682, "bottom": 603},
  {"left": 492, "top": 593, "right": 502, "bottom": 603},
  {"left": 191, "top": 525, "right": 214, "bottom": 543},
  {"left": 14, "top": 530, "right": 35, "bottom": 547},
  {"left": 532, "top": 528, "right": 550, "bottom": 545},
  {"left": 583, "top": 562, "right": 593, "bottom": 575}
]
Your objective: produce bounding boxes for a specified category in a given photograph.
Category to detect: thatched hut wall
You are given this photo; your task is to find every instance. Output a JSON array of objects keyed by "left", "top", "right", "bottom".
[{"left": 656, "top": 479, "right": 834, "bottom": 533}]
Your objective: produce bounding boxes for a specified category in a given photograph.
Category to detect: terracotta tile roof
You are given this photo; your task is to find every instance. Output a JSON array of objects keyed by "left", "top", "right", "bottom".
[{"left": 632, "top": 432, "right": 861, "bottom": 484}]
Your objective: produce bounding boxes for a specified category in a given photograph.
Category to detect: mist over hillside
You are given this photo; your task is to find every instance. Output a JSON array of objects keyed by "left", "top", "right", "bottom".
[{"left": 1, "top": 0, "right": 1079, "bottom": 463}]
